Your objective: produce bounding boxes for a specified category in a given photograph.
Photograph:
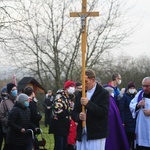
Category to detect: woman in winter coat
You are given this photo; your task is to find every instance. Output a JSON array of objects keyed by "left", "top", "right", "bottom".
[
  {"left": 119, "top": 81, "right": 137, "bottom": 150},
  {"left": 6, "top": 93, "right": 39, "bottom": 150},
  {"left": 50, "top": 80, "right": 76, "bottom": 150}
]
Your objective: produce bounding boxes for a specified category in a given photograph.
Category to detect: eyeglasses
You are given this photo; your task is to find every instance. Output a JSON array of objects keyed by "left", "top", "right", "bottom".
[{"left": 142, "top": 85, "right": 150, "bottom": 88}]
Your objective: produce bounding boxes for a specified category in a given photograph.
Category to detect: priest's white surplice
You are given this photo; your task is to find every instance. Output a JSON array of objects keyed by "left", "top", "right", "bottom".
[{"left": 130, "top": 91, "right": 150, "bottom": 147}]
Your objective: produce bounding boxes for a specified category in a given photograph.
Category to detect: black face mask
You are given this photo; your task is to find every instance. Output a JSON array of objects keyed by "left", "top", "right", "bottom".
[
  {"left": 1, "top": 94, "right": 8, "bottom": 100},
  {"left": 1, "top": 93, "right": 7, "bottom": 97}
]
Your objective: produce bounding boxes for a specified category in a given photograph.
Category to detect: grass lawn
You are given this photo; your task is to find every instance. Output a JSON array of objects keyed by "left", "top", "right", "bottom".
[{"left": 37, "top": 120, "right": 54, "bottom": 150}]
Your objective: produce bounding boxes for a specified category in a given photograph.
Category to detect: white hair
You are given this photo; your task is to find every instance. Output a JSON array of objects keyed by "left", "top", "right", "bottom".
[
  {"left": 142, "top": 77, "right": 150, "bottom": 82},
  {"left": 104, "top": 87, "right": 114, "bottom": 95}
]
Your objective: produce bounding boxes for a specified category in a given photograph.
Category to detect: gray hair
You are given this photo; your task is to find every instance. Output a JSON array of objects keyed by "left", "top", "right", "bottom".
[
  {"left": 142, "top": 77, "right": 150, "bottom": 82},
  {"left": 104, "top": 87, "right": 114, "bottom": 95}
]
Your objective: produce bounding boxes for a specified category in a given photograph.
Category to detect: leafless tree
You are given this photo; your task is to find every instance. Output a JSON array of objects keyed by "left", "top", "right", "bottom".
[
  {"left": 99, "top": 54, "right": 150, "bottom": 89},
  {"left": 0, "top": 0, "right": 135, "bottom": 91}
]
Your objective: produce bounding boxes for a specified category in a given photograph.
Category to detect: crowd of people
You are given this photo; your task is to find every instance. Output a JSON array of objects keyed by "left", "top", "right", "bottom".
[
  {"left": 0, "top": 69, "right": 150, "bottom": 150},
  {"left": 0, "top": 84, "right": 41, "bottom": 150}
]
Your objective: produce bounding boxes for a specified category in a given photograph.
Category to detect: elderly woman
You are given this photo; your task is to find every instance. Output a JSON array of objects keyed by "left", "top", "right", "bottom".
[{"left": 6, "top": 93, "right": 39, "bottom": 150}]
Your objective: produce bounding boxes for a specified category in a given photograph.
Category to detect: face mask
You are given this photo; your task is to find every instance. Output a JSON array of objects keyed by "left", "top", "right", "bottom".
[
  {"left": 118, "top": 80, "right": 122, "bottom": 85},
  {"left": 1, "top": 94, "right": 8, "bottom": 100},
  {"left": 67, "top": 87, "right": 75, "bottom": 94},
  {"left": 11, "top": 90, "right": 18, "bottom": 97},
  {"left": 24, "top": 101, "right": 29, "bottom": 107},
  {"left": 129, "top": 89, "right": 135, "bottom": 94}
]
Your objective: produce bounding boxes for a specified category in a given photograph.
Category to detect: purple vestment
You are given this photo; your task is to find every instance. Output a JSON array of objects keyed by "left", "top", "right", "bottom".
[{"left": 105, "top": 96, "right": 130, "bottom": 150}]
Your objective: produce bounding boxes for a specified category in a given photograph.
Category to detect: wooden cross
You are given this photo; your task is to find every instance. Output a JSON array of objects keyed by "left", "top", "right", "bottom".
[{"left": 70, "top": 0, "right": 99, "bottom": 127}]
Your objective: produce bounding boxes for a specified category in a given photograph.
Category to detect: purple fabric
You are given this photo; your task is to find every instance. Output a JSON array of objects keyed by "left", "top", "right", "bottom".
[
  {"left": 105, "top": 96, "right": 130, "bottom": 150},
  {"left": 138, "top": 90, "right": 144, "bottom": 102}
]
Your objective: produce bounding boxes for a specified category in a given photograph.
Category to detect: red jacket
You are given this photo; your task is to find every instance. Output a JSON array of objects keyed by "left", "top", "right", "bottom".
[{"left": 68, "top": 119, "right": 77, "bottom": 145}]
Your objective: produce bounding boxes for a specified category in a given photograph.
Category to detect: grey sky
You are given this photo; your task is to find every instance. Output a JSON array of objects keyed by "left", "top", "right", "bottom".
[
  {"left": 0, "top": 0, "right": 149, "bottom": 62},
  {"left": 119, "top": 0, "right": 150, "bottom": 57}
]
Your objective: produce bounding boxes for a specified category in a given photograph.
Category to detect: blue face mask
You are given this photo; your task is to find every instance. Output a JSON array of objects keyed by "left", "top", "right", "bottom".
[
  {"left": 24, "top": 101, "right": 29, "bottom": 107},
  {"left": 11, "top": 90, "right": 18, "bottom": 97}
]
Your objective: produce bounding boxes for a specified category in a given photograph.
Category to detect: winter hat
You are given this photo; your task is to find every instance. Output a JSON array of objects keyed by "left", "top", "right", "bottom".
[
  {"left": 7, "top": 83, "right": 16, "bottom": 94},
  {"left": 64, "top": 80, "right": 75, "bottom": 89},
  {"left": 127, "top": 81, "right": 136, "bottom": 89},
  {"left": 1, "top": 86, "right": 7, "bottom": 97},
  {"left": 76, "top": 82, "right": 82, "bottom": 87},
  {"left": 17, "top": 93, "right": 29, "bottom": 105},
  {"left": 1, "top": 86, "right": 7, "bottom": 94}
]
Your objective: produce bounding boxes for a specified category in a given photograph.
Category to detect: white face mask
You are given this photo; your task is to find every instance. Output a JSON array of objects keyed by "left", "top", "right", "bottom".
[
  {"left": 129, "top": 89, "right": 135, "bottom": 94},
  {"left": 118, "top": 80, "right": 122, "bottom": 85},
  {"left": 67, "top": 87, "right": 75, "bottom": 94}
]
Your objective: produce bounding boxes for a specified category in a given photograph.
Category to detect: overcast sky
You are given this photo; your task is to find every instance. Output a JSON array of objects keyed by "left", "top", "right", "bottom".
[
  {"left": 0, "top": 0, "right": 150, "bottom": 61},
  {"left": 118, "top": 0, "right": 150, "bottom": 57}
]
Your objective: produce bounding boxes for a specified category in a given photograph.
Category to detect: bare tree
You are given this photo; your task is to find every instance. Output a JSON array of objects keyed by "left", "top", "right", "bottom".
[
  {"left": 0, "top": 0, "right": 135, "bottom": 91},
  {"left": 99, "top": 54, "right": 150, "bottom": 89}
]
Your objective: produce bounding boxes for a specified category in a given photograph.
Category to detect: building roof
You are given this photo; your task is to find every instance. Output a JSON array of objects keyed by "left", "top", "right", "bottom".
[{"left": 18, "top": 77, "right": 46, "bottom": 94}]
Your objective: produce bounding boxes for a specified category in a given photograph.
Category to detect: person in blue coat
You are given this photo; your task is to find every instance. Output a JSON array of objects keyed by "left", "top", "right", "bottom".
[{"left": 119, "top": 81, "right": 137, "bottom": 150}]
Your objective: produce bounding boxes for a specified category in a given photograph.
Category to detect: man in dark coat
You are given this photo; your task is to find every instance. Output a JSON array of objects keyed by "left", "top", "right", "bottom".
[
  {"left": 24, "top": 86, "right": 42, "bottom": 127},
  {"left": 71, "top": 69, "right": 109, "bottom": 150},
  {"left": 43, "top": 90, "right": 54, "bottom": 127},
  {"left": 24, "top": 86, "right": 42, "bottom": 150}
]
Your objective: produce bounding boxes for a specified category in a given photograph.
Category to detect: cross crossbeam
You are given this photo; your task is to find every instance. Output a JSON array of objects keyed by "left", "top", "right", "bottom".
[{"left": 70, "top": 12, "right": 99, "bottom": 17}]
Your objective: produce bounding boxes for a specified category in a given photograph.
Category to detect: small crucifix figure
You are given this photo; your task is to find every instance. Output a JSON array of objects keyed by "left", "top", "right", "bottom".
[{"left": 70, "top": 0, "right": 99, "bottom": 127}]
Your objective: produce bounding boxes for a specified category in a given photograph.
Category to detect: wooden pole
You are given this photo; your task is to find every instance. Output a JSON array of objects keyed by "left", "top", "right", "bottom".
[
  {"left": 81, "top": 0, "right": 87, "bottom": 128},
  {"left": 70, "top": 0, "right": 99, "bottom": 127}
]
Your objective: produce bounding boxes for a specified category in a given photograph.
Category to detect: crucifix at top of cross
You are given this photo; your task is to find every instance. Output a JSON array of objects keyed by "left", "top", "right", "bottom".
[
  {"left": 70, "top": 0, "right": 99, "bottom": 127},
  {"left": 70, "top": 0, "right": 99, "bottom": 32}
]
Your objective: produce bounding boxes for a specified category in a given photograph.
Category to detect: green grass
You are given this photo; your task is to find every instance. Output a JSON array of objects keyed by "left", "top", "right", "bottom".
[
  {"left": 37, "top": 114, "right": 54, "bottom": 150},
  {"left": 37, "top": 124, "right": 54, "bottom": 150}
]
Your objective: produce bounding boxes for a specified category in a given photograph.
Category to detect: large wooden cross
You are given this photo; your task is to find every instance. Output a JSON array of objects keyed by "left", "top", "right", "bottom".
[{"left": 70, "top": 0, "right": 99, "bottom": 127}]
